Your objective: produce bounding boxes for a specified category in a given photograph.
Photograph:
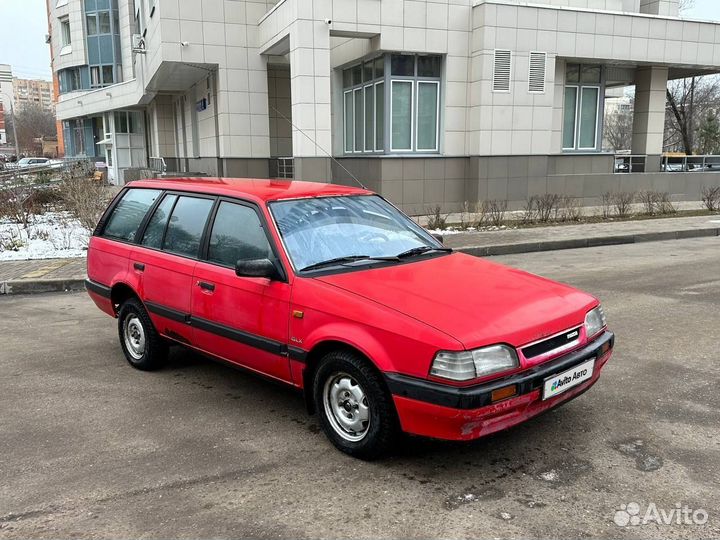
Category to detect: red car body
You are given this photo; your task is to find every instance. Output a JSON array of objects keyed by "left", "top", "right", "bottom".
[{"left": 86, "top": 178, "right": 614, "bottom": 443}]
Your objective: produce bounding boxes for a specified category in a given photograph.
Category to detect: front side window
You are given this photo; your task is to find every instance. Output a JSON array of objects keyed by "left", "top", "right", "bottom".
[
  {"left": 270, "top": 195, "right": 441, "bottom": 271},
  {"left": 162, "top": 196, "right": 214, "bottom": 258},
  {"left": 563, "top": 63, "right": 602, "bottom": 151},
  {"left": 208, "top": 202, "right": 272, "bottom": 267},
  {"left": 342, "top": 53, "right": 441, "bottom": 154},
  {"left": 103, "top": 188, "right": 161, "bottom": 242}
]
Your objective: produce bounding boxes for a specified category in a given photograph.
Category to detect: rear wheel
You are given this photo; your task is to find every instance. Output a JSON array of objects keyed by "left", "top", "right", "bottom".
[
  {"left": 313, "top": 350, "right": 398, "bottom": 459},
  {"left": 117, "top": 297, "right": 168, "bottom": 370}
]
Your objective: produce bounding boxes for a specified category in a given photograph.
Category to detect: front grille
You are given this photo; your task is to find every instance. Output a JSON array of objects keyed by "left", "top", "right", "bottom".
[{"left": 522, "top": 326, "right": 581, "bottom": 359}]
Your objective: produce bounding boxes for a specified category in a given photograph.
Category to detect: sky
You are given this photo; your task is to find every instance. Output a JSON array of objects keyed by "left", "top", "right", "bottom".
[{"left": 0, "top": 0, "right": 719, "bottom": 82}]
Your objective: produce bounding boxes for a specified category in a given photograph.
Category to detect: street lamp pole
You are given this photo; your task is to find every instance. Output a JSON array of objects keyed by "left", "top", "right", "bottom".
[{"left": 1, "top": 92, "right": 20, "bottom": 159}]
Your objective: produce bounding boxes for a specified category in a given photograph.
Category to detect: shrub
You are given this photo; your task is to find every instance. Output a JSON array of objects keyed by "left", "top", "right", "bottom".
[
  {"left": 484, "top": 199, "right": 508, "bottom": 227},
  {"left": 535, "top": 193, "right": 561, "bottom": 223},
  {"left": 458, "top": 201, "right": 475, "bottom": 231},
  {"left": 0, "top": 181, "right": 36, "bottom": 228},
  {"left": 521, "top": 196, "right": 538, "bottom": 224},
  {"left": 600, "top": 192, "right": 614, "bottom": 219},
  {"left": 559, "top": 195, "right": 582, "bottom": 222},
  {"left": 611, "top": 192, "right": 635, "bottom": 218},
  {"left": 426, "top": 204, "right": 447, "bottom": 230},
  {"left": 637, "top": 190, "right": 659, "bottom": 215},
  {"left": 59, "top": 177, "right": 113, "bottom": 232},
  {"left": 701, "top": 185, "right": 720, "bottom": 211},
  {"left": 657, "top": 192, "right": 677, "bottom": 215}
]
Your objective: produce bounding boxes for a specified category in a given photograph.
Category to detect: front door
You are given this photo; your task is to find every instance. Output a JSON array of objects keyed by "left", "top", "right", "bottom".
[{"left": 191, "top": 199, "right": 293, "bottom": 383}]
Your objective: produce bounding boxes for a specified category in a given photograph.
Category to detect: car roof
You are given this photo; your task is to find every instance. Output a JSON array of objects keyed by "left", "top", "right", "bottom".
[{"left": 125, "top": 177, "right": 372, "bottom": 203}]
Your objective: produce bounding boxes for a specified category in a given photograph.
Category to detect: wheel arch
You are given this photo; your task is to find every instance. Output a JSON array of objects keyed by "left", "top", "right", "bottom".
[
  {"left": 110, "top": 282, "right": 141, "bottom": 316},
  {"left": 302, "top": 339, "right": 393, "bottom": 415}
]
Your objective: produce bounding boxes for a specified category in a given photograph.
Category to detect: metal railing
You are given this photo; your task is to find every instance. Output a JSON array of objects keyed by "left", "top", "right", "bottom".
[
  {"left": 148, "top": 156, "right": 167, "bottom": 175},
  {"left": 0, "top": 157, "right": 95, "bottom": 183},
  {"left": 613, "top": 154, "right": 646, "bottom": 173},
  {"left": 662, "top": 154, "right": 720, "bottom": 172}
]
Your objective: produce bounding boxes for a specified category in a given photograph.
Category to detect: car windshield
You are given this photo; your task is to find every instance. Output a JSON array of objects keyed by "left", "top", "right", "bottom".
[
  {"left": 269, "top": 195, "right": 443, "bottom": 271},
  {"left": 17, "top": 158, "right": 31, "bottom": 165}
]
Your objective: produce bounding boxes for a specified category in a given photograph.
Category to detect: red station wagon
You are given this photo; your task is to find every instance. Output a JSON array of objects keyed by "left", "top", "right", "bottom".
[{"left": 86, "top": 178, "right": 614, "bottom": 459}]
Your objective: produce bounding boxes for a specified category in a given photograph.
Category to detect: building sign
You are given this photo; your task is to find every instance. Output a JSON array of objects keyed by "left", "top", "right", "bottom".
[{"left": 196, "top": 98, "right": 208, "bottom": 112}]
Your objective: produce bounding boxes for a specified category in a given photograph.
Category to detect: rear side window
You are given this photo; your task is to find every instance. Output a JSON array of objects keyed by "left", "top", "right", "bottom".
[
  {"left": 162, "top": 196, "right": 214, "bottom": 258},
  {"left": 103, "top": 188, "right": 162, "bottom": 242},
  {"left": 141, "top": 194, "right": 177, "bottom": 249},
  {"left": 207, "top": 201, "right": 271, "bottom": 267}
]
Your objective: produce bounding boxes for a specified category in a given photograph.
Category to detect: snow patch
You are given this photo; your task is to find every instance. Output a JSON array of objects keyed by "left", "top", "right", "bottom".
[{"left": 0, "top": 212, "right": 90, "bottom": 261}]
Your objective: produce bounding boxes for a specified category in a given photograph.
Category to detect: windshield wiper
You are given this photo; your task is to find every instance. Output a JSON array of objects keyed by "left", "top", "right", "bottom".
[
  {"left": 395, "top": 246, "right": 453, "bottom": 259},
  {"left": 300, "top": 254, "right": 399, "bottom": 272}
]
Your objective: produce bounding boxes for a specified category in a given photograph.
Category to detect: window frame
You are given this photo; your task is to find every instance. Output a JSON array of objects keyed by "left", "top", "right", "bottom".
[
  {"left": 342, "top": 53, "right": 441, "bottom": 155},
  {"left": 202, "top": 198, "right": 285, "bottom": 279},
  {"left": 59, "top": 17, "right": 72, "bottom": 47},
  {"left": 415, "top": 80, "right": 440, "bottom": 152},
  {"left": 562, "top": 62, "right": 604, "bottom": 152}
]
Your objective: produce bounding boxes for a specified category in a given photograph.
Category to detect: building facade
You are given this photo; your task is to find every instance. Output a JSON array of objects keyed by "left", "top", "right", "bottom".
[
  {"left": 0, "top": 64, "right": 14, "bottom": 114},
  {"left": 50, "top": 0, "right": 720, "bottom": 212},
  {"left": 13, "top": 77, "right": 55, "bottom": 113}
]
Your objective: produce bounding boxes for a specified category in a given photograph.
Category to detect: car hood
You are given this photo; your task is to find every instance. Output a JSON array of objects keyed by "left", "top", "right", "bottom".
[{"left": 314, "top": 252, "right": 597, "bottom": 349}]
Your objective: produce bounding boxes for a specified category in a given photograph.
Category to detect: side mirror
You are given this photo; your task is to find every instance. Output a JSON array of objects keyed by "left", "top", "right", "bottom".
[
  {"left": 431, "top": 233, "right": 444, "bottom": 244},
  {"left": 235, "top": 258, "right": 280, "bottom": 280}
]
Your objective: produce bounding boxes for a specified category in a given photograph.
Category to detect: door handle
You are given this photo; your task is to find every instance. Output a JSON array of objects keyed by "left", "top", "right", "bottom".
[
  {"left": 197, "top": 281, "right": 215, "bottom": 292},
  {"left": 133, "top": 262, "right": 145, "bottom": 272}
]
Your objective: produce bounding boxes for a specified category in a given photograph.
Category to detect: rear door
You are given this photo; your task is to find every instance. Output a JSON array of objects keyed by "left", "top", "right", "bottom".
[
  {"left": 191, "top": 198, "right": 293, "bottom": 383},
  {"left": 131, "top": 192, "right": 215, "bottom": 345}
]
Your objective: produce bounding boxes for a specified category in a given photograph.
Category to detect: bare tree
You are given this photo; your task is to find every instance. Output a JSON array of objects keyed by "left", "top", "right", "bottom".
[
  {"left": 13, "top": 104, "right": 56, "bottom": 155},
  {"left": 604, "top": 103, "right": 634, "bottom": 152},
  {"left": 665, "top": 76, "right": 720, "bottom": 154},
  {"left": 678, "top": 0, "right": 695, "bottom": 13}
]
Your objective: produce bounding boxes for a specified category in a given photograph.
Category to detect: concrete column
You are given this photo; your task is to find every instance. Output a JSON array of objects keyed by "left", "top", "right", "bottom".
[
  {"left": 288, "top": 19, "right": 332, "bottom": 181},
  {"left": 632, "top": 66, "right": 668, "bottom": 171}
]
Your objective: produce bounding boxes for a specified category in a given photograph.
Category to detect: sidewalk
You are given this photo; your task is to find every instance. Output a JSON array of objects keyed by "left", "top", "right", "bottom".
[{"left": 0, "top": 214, "right": 719, "bottom": 294}]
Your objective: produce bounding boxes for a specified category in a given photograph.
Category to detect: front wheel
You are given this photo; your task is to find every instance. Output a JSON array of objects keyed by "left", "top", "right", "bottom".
[
  {"left": 117, "top": 297, "right": 168, "bottom": 371},
  {"left": 313, "top": 350, "right": 398, "bottom": 459}
]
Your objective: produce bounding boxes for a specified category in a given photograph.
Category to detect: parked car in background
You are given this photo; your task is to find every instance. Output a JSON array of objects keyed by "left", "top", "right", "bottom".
[
  {"left": 14, "top": 157, "right": 51, "bottom": 169},
  {"left": 85, "top": 178, "right": 614, "bottom": 459}
]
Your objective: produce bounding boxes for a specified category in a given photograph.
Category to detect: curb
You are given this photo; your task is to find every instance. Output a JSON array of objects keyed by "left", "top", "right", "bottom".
[
  {"left": 0, "top": 278, "right": 86, "bottom": 296},
  {"left": 455, "top": 227, "right": 720, "bottom": 257}
]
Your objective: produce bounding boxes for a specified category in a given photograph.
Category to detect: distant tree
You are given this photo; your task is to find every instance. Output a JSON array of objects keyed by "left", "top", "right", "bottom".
[
  {"left": 696, "top": 112, "right": 720, "bottom": 155},
  {"left": 13, "top": 104, "right": 56, "bottom": 155},
  {"left": 678, "top": 0, "right": 695, "bottom": 13},
  {"left": 665, "top": 76, "right": 720, "bottom": 155},
  {"left": 604, "top": 102, "right": 634, "bottom": 152}
]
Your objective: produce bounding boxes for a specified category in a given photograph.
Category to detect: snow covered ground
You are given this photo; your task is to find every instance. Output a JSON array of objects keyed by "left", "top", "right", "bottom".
[{"left": 0, "top": 211, "right": 90, "bottom": 261}]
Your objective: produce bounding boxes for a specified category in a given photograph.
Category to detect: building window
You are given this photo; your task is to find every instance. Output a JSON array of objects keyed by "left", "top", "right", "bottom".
[
  {"left": 90, "top": 65, "right": 115, "bottom": 88},
  {"left": 114, "top": 111, "right": 140, "bottom": 134},
  {"left": 563, "top": 63, "right": 603, "bottom": 152},
  {"left": 60, "top": 17, "right": 71, "bottom": 47},
  {"left": 342, "top": 53, "right": 441, "bottom": 154}
]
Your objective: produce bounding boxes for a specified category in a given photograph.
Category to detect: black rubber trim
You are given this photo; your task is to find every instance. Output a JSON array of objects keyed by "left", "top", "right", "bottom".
[
  {"left": 384, "top": 331, "right": 614, "bottom": 410},
  {"left": 288, "top": 346, "right": 308, "bottom": 363},
  {"left": 191, "top": 316, "right": 285, "bottom": 356},
  {"left": 145, "top": 301, "right": 188, "bottom": 324},
  {"left": 85, "top": 279, "right": 111, "bottom": 299}
]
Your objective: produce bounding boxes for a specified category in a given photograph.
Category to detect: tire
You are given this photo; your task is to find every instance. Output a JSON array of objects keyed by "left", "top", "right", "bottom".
[
  {"left": 117, "top": 297, "right": 168, "bottom": 371},
  {"left": 313, "top": 350, "right": 398, "bottom": 460}
]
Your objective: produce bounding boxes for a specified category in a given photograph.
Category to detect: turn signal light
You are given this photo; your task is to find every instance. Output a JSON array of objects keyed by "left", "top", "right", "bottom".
[{"left": 491, "top": 384, "right": 517, "bottom": 403}]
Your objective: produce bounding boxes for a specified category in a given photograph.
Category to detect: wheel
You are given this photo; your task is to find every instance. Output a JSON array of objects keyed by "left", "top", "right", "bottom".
[
  {"left": 117, "top": 297, "right": 168, "bottom": 371},
  {"left": 313, "top": 350, "right": 398, "bottom": 459}
]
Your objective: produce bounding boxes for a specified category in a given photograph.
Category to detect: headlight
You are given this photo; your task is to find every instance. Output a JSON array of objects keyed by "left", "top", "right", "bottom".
[
  {"left": 430, "top": 344, "right": 519, "bottom": 381},
  {"left": 584, "top": 305, "right": 607, "bottom": 338}
]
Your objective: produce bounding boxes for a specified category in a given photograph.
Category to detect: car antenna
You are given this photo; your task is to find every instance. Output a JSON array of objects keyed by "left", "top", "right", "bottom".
[{"left": 269, "top": 104, "right": 367, "bottom": 189}]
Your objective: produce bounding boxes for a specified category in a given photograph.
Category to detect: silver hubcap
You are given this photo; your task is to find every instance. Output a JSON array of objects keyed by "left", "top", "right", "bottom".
[
  {"left": 123, "top": 315, "right": 146, "bottom": 361},
  {"left": 323, "top": 372, "right": 370, "bottom": 442}
]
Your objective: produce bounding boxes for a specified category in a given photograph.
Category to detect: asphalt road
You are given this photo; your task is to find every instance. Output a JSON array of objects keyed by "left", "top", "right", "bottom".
[{"left": 1, "top": 238, "right": 719, "bottom": 539}]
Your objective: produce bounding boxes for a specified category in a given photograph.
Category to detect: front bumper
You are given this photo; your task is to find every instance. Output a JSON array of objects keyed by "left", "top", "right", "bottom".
[{"left": 385, "top": 331, "right": 614, "bottom": 441}]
